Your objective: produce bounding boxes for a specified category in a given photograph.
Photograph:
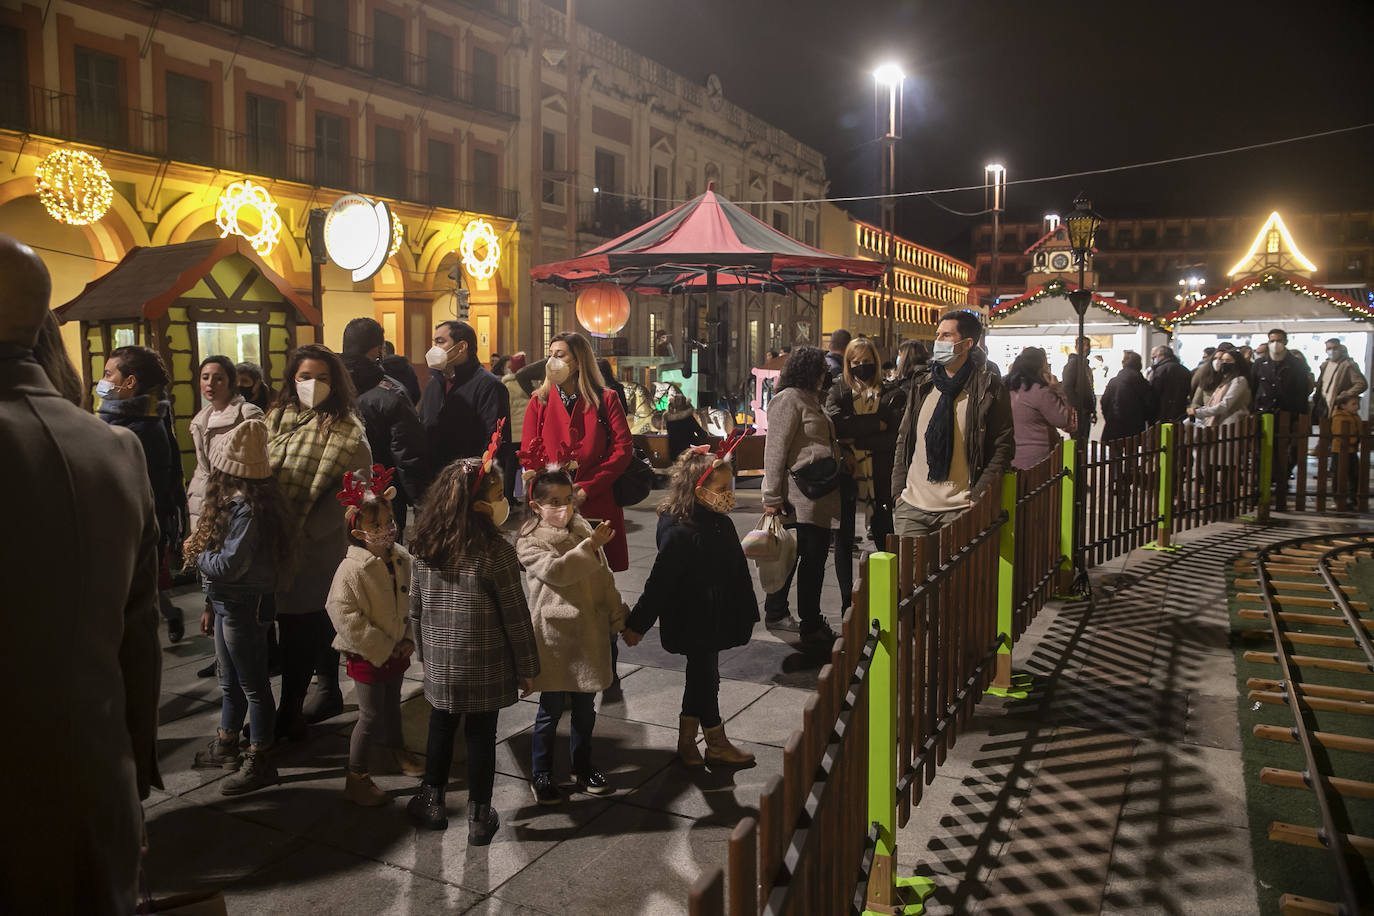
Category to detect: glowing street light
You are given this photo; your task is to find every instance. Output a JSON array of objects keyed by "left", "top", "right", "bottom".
[{"left": 873, "top": 61, "right": 906, "bottom": 349}]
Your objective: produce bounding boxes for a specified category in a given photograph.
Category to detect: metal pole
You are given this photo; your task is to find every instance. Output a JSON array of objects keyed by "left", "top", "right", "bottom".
[
  {"left": 990, "top": 207, "right": 999, "bottom": 311},
  {"left": 1069, "top": 260, "right": 1091, "bottom": 597},
  {"left": 882, "top": 137, "right": 896, "bottom": 351}
]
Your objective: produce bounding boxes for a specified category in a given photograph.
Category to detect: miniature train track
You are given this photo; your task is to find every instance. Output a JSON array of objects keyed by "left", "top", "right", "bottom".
[{"left": 1237, "top": 533, "right": 1374, "bottom": 916}]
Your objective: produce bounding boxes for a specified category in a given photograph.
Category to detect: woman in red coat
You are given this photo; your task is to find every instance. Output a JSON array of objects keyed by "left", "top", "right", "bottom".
[{"left": 522, "top": 332, "right": 633, "bottom": 571}]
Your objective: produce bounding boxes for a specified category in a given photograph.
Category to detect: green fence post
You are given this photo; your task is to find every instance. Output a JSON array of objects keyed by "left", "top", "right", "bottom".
[
  {"left": 1058, "top": 443, "right": 1075, "bottom": 581},
  {"left": 1144, "top": 423, "right": 1181, "bottom": 552},
  {"left": 1258, "top": 413, "right": 1275, "bottom": 522},
  {"left": 987, "top": 474, "right": 1028, "bottom": 698},
  {"left": 863, "top": 551, "right": 933, "bottom": 916}
]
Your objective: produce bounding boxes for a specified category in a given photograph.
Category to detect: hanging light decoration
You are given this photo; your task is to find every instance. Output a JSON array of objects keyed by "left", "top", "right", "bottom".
[
  {"left": 215, "top": 180, "right": 283, "bottom": 256},
  {"left": 575, "top": 282, "right": 632, "bottom": 338},
  {"left": 388, "top": 212, "right": 404, "bottom": 259},
  {"left": 459, "top": 219, "right": 502, "bottom": 280},
  {"left": 34, "top": 148, "right": 114, "bottom": 226}
]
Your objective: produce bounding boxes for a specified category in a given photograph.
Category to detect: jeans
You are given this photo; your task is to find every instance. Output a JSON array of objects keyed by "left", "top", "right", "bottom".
[
  {"left": 212, "top": 595, "right": 276, "bottom": 748},
  {"left": 349, "top": 676, "right": 404, "bottom": 772},
  {"left": 893, "top": 498, "right": 967, "bottom": 538},
  {"left": 424, "top": 708, "right": 499, "bottom": 805},
  {"left": 836, "top": 486, "right": 894, "bottom": 610},
  {"left": 763, "top": 522, "right": 831, "bottom": 630},
  {"left": 276, "top": 610, "right": 334, "bottom": 733},
  {"left": 532, "top": 691, "right": 597, "bottom": 776},
  {"left": 683, "top": 651, "right": 721, "bottom": 728}
]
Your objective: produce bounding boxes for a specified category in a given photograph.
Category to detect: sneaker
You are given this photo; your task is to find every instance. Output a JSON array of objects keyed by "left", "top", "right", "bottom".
[
  {"left": 765, "top": 615, "right": 802, "bottom": 633},
  {"left": 530, "top": 772, "right": 562, "bottom": 806},
  {"left": 800, "top": 620, "right": 838, "bottom": 650},
  {"left": 220, "top": 748, "right": 279, "bottom": 796},
  {"left": 574, "top": 769, "right": 612, "bottom": 796},
  {"left": 192, "top": 734, "right": 240, "bottom": 771}
]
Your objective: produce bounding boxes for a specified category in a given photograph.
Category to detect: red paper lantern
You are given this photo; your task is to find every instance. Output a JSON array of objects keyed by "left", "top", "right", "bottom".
[{"left": 575, "top": 282, "right": 631, "bottom": 338}]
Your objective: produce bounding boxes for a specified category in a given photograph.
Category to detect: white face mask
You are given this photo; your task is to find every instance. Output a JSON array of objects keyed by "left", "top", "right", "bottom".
[
  {"left": 546, "top": 356, "right": 572, "bottom": 385},
  {"left": 95, "top": 379, "right": 125, "bottom": 400},
  {"left": 1269, "top": 342, "right": 1286, "bottom": 359},
  {"left": 931, "top": 340, "right": 961, "bottom": 366},
  {"left": 484, "top": 497, "right": 510, "bottom": 527},
  {"left": 425, "top": 345, "right": 450, "bottom": 370},
  {"left": 296, "top": 378, "right": 330, "bottom": 409}
]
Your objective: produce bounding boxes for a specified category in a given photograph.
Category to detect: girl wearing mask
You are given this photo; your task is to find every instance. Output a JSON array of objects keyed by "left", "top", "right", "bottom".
[
  {"left": 516, "top": 456, "right": 628, "bottom": 805},
  {"left": 623, "top": 437, "right": 758, "bottom": 767},
  {"left": 521, "top": 332, "right": 633, "bottom": 571},
  {"left": 265, "top": 344, "right": 371, "bottom": 740},
  {"left": 236, "top": 361, "right": 275, "bottom": 412},
  {"left": 1188, "top": 349, "right": 1251, "bottom": 427},
  {"left": 97, "top": 345, "right": 188, "bottom": 642},
  {"left": 825, "top": 338, "right": 906, "bottom": 612}
]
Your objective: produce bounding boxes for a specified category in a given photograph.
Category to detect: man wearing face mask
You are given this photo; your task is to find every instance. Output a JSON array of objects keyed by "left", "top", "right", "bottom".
[
  {"left": 340, "top": 318, "right": 433, "bottom": 530},
  {"left": 890, "top": 310, "right": 1014, "bottom": 537},
  {"left": 1252, "top": 328, "right": 1314, "bottom": 416},
  {"left": 418, "top": 320, "right": 511, "bottom": 471},
  {"left": 1314, "top": 337, "right": 1367, "bottom": 420},
  {"left": 1149, "top": 345, "right": 1192, "bottom": 424}
]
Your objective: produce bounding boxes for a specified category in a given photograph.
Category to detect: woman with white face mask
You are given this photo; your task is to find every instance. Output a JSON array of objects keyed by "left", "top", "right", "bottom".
[{"left": 264, "top": 343, "right": 372, "bottom": 740}]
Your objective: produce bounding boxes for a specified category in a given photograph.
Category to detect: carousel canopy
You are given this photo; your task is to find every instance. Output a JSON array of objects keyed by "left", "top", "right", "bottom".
[
  {"left": 1163, "top": 270, "right": 1374, "bottom": 334},
  {"left": 530, "top": 183, "right": 885, "bottom": 295},
  {"left": 989, "top": 279, "right": 1161, "bottom": 333}
]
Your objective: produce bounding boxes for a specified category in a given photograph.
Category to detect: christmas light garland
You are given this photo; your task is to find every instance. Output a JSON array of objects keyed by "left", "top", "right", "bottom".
[
  {"left": 990, "top": 278, "right": 1164, "bottom": 328},
  {"left": 34, "top": 148, "right": 114, "bottom": 226},
  {"left": 389, "top": 213, "right": 404, "bottom": 259},
  {"left": 1164, "top": 271, "right": 1374, "bottom": 329}
]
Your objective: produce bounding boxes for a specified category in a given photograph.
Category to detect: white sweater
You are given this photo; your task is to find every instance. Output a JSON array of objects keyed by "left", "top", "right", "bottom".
[{"left": 326, "top": 544, "right": 414, "bottom": 667}]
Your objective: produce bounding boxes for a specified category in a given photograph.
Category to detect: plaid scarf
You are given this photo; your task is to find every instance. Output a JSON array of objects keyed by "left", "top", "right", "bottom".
[{"left": 265, "top": 404, "right": 366, "bottom": 536}]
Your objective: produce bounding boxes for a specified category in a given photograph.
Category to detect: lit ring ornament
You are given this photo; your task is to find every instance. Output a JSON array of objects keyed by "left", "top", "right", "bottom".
[
  {"left": 459, "top": 219, "right": 501, "bottom": 280},
  {"left": 35, "top": 148, "right": 114, "bottom": 226},
  {"left": 215, "top": 180, "right": 283, "bottom": 256},
  {"left": 389, "top": 213, "right": 404, "bottom": 259}
]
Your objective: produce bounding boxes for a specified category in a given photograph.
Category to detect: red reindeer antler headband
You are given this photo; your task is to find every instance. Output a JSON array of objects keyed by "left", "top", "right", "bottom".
[
  {"left": 337, "top": 465, "right": 396, "bottom": 519},
  {"left": 693, "top": 426, "right": 755, "bottom": 488},
  {"left": 516, "top": 426, "right": 581, "bottom": 483},
  {"left": 471, "top": 418, "right": 506, "bottom": 496}
]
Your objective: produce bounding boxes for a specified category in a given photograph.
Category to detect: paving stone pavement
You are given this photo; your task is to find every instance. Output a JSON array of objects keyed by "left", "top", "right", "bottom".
[{"left": 143, "top": 493, "right": 1367, "bottom": 915}]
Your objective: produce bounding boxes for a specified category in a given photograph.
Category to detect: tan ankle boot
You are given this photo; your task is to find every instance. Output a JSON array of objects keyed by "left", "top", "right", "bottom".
[
  {"left": 703, "top": 724, "right": 755, "bottom": 767},
  {"left": 392, "top": 748, "right": 426, "bottom": 778},
  {"left": 678, "top": 716, "right": 704, "bottom": 767},
  {"left": 344, "top": 770, "right": 390, "bottom": 807}
]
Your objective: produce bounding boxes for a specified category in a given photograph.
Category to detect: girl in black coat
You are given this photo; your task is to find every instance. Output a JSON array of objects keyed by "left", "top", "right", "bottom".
[{"left": 624, "top": 445, "right": 758, "bottom": 768}]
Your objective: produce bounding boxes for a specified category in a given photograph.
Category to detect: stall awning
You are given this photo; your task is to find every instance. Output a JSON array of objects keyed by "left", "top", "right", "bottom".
[
  {"left": 1163, "top": 271, "right": 1374, "bottom": 330},
  {"left": 990, "top": 279, "right": 1162, "bottom": 330}
]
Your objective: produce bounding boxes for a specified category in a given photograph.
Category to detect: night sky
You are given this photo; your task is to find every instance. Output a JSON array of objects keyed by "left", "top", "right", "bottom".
[{"left": 572, "top": 0, "right": 1374, "bottom": 253}]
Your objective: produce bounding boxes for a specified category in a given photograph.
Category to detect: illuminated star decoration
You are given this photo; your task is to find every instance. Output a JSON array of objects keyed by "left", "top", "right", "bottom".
[
  {"left": 34, "top": 148, "right": 114, "bottom": 226},
  {"left": 215, "top": 180, "right": 283, "bottom": 256},
  {"left": 460, "top": 218, "right": 502, "bottom": 280}
]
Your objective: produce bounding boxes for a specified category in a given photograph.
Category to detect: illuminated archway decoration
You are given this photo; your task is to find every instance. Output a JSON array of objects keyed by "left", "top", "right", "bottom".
[
  {"left": 1228, "top": 211, "right": 1317, "bottom": 277},
  {"left": 215, "top": 181, "right": 283, "bottom": 256},
  {"left": 459, "top": 219, "right": 501, "bottom": 280},
  {"left": 34, "top": 148, "right": 114, "bottom": 226},
  {"left": 389, "top": 213, "right": 404, "bottom": 259}
]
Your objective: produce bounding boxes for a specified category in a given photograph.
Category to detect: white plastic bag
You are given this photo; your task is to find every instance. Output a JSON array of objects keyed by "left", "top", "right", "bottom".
[
  {"left": 741, "top": 514, "right": 781, "bottom": 560},
  {"left": 753, "top": 516, "right": 797, "bottom": 594}
]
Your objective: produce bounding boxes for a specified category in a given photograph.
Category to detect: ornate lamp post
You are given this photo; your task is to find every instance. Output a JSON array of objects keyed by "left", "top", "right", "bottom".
[{"left": 1063, "top": 193, "right": 1102, "bottom": 598}]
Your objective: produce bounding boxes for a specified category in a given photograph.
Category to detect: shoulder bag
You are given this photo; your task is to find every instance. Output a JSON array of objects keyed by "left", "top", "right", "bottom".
[{"left": 597, "top": 396, "right": 655, "bottom": 506}]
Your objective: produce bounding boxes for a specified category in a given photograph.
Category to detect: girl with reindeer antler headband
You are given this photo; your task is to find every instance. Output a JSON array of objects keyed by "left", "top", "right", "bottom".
[
  {"left": 325, "top": 464, "right": 427, "bottom": 807},
  {"left": 622, "top": 428, "right": 759, "bottom": 769}
]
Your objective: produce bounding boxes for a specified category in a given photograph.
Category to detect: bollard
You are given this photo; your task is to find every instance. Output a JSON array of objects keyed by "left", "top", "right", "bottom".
[
  {"left": 988, "top": 474, "right": 1028, "bottom": 698},
  {"left": 863, "top": 551, "right": 933, "bottom": 916},
  {"left": 1055, "top": 441, "right": 1076, "bottom": 593},
  {"left": 1258, "top": 413, "right": 1274, "bottom": 522},
  {"left": 1144, "top": 423, "right": 1181, "bottom": 552}
]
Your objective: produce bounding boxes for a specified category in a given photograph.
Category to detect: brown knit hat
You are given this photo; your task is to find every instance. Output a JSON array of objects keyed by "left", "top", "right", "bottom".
[{"left": 209, "top": 418, "right": 273, "bottom": 479}]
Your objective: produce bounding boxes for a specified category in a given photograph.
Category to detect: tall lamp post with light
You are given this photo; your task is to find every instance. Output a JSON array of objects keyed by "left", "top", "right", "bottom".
[
  {"left": 1064, "top": 194, "right": 1102, "bottom": 598},
  {"left": 984, "top": 164, "right": 1006, "bottom": 310},
  {"left": 874, "top": 62, "right": 904, "bottom": 352}
]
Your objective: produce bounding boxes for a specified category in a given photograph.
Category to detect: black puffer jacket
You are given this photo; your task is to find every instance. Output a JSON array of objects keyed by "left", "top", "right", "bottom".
[
  {"left": 418, "top": 358, "right": 511, "bottom": 468},
  {"left": 344, "top": 353, "right": 432, "bottom": 506},
  {"left": 626, "top": 505, "right": 758, "bottom": 654}
]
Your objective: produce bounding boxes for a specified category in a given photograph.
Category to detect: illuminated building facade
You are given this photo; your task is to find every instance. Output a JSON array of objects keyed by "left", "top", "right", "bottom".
[{"left": 820, "top": 204, "right": 971, "bottom": 349}]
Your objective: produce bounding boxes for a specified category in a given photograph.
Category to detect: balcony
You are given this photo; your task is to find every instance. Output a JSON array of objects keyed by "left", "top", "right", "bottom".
[
  {"left": 3, "top": 84, "right": 520, "bottom": 220},
  {"left": 579, "top": 196, "right": 652, "bottom": 238},
  {"left": 133, "top": 0, "right": 520, "bottom": 119}
]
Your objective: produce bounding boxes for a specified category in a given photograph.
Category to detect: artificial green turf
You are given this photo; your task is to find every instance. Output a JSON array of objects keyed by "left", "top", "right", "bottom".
[{"left": 1228, "top": 552, "right": 1374, "bottom": 915}]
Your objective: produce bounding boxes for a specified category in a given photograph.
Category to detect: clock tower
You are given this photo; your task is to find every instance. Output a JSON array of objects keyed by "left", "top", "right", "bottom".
[{"left": 1024, "top": 213, "right": 1097, "bottom": 290}]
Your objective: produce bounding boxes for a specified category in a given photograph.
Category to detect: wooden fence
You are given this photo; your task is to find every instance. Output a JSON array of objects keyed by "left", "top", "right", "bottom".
[
  {"left": 1081, "top": 425, "right": 1165, "bottom": 565},
  {"left": 1272, "top": 412, "right": 1374, "bottom": 513},
  {"left": 1171, "top": 415, "right": 1262, "bottom": 532}
]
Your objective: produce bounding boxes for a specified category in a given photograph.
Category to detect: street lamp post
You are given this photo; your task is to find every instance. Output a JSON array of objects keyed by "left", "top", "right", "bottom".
[
  {"left": 1064, "top": 194, "right": 1102, "bottom": 599},
  {"left": 985, "top": 164, "right": 1006, "bottom": 311},
  {"left": 874, "top": 63, "right": 903, "bottom": 352}
]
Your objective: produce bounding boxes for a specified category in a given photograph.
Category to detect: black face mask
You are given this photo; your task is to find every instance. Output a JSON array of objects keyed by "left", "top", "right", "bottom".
[
  {"left": 850, "top": 363, "right": 877, "bottom": 383},
  {"left": 238, "top": 385, "right": 257, "bottom": 400}
]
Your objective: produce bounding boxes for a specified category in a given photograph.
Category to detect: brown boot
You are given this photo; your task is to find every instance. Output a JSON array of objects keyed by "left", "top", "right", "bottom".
[
  {"left": 391, "top": 748, "right": 426, "bottom": 778},
  {"left": 368, "top": 745, "right": 426, "bottom": 778},
  {"left": 703, "top": 724, "right": 755, "bottom": 767},
  {"left": 678, "top": 716, "right": 704, "bottom": 767},
  {"left": 344, "top": 770, "right": 390, "bottom": 807}
]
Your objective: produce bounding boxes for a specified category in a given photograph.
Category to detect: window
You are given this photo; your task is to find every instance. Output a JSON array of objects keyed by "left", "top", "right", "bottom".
[
  {"left": 75, "top": 46, "right": 124, "bottom": 147},
  {"left": 803, "top": 219, "right": 816, "bottom": 246},
  {"left": 427, "top": 139, "right": 454, "bottom": 207},
  {"left": 472, "top": 148, "right": 498, "bottom": 213},
  {"left": 594, "top": 148, "right": 617, "bottom": 194},
  {"left": 542, "top": 303, "right": 559, "bottom": 352},
  {"left": 373, "top": 11, "right": 404, "bottom": 83},
  {"left": 245, "top": 93, "right": 284, "bottom": 176},
  {"left": 314, "top": 0, "right": 348, "bottom": 66},
  {"left": 648, "top": 310, "right": 660, "bottom": 353},
  {"left": 165, "top": 72, "right": 211, "bottom": 164},
  {"left": 471, "top": 46, "right": 498, "bottom": 110},
  {"left": 373, "top": 126, "right": 403, "bottom": 198},
  {"left": 748, "top": 318, "right": 760, "bottom": 363},
  {"left": 426, "top": 30, "right": 452, "bottom": 97},
  {"left": 196, "top": 322, "right": 261, "bottom": 373},
  {"left": 652, "top": 164, "right": 669, "bottom": 215},
  {"left": 0, "top": 26, "right": 27, "bottom": 131},
  {"left": 242, "top": 0, "right": 283, "bottom": 44},
  {"left": 542, "top": 131, "right": 561, "bottom": 205},
  {"left": 315, "top": 112, "right": 348, "bottom": 188},
  {"left": 772, "top": 210, "right": 789, "bottom": 235}
]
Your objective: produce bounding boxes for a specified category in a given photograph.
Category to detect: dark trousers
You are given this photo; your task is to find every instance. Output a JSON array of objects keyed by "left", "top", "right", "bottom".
[
  {"left": 275, "top": 610, "right": 334, "bottom": 732},
  {"left": 763, "top": 522, "right": 831, "bottom": 629},
  {"left": 836, "top": 486, "right": 893, "bottom": 610},
  {"left": 424, "top": 708, "right": 499, "bottom": 805},
  {"left": 683, "top": 651, "right": 722, "bottom": 728},
  {"left": 348, "top": 676, "right": 403, "bottom": 771},
  {"left": 503, "top": 441, "right": 520, "bottom": 503},
  {"left": 532, "top": 691, "right": 597, "bottom": 776}
]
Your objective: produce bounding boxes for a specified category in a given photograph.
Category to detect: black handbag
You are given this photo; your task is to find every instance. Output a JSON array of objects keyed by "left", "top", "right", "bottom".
[
  {"left": 598, "top": 399, "right": 656, "bottom": 506},
  {"left": 789, "top": 456, "right": 842, "bottom": 500}
]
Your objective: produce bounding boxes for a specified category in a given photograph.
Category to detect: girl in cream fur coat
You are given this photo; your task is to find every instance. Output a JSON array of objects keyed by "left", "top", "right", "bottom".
[
  {"left": 326, "top": 466, "right": 424, "bottom": 807},
  {"left": 515, "top": 461, "right": 628, "bottom": 806}
]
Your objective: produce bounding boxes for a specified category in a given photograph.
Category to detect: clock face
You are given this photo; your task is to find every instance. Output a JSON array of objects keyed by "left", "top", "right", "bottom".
[{"left": 1051, "top": 253, "right": 1071, "bottom": 271}]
